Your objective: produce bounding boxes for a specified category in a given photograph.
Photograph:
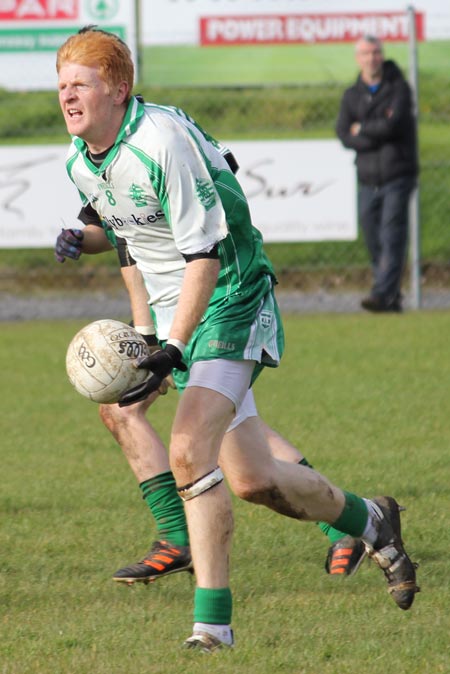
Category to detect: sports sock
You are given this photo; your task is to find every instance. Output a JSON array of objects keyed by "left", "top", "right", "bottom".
[
  {"left": 330, "top": 491, "right": 369, "bottom": 538},
  {"left": 317, "top": 521, "right": 349, "bottom": 544},
  {"left": 194, "top": 587, "right": 232, "bottom": 625},
  {"left": 361, "top": 498, "right": 384, "bottom": 545},
  {"left": 193, "top": 622, "right": 233, "bottom": 645},
  {"left": 298, "top": 459, "right": 348, "bottom": 543},
  {"left": 140, "top": 471, "right": 189, "bottom": 547}
]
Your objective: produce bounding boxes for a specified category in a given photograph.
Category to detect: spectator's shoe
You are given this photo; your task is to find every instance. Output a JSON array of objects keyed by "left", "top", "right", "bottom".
[
  {"left": 183, "top": 631, "right": 234, "bottom": 653},
  {"left": 113, "top": 540, "right": 193, "bottom": 585},
  {"left": 325, "top": 536, "right": 367, "bottom": 576},
  {"left": 366, "top": 496, "right": 420, "bottom": 610},
  {"left": 361, "top": 295, "right": 403, "bottom": 313}
]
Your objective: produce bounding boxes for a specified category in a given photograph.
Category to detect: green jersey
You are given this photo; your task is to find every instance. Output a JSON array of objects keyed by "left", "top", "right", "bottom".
[{"left": 66, "top": 97, "right": 276, "bottom": 341}]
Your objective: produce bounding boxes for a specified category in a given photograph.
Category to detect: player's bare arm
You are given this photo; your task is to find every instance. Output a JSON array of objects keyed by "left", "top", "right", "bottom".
[
  {"left": 118, "top": 256, "right": 219, "bottom": 406},
  {"left": 121, "top": 264, "right": 154, "bottom": 331},
  {"left": 169, "top": 256, "right": 221, "bottom": 346},
  {"left": 81, "top": 224, "right": 114, "bottom": 253}
]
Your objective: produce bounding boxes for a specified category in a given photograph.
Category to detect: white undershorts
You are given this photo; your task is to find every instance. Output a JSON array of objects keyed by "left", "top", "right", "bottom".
[{"left": 186, "top": 359, "right": 258, "bottom": 432}]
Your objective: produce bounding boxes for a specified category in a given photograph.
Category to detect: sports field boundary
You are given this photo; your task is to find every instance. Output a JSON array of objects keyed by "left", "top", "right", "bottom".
[{"left": 2, "top": 288, "right": 450, "bottom": 321}]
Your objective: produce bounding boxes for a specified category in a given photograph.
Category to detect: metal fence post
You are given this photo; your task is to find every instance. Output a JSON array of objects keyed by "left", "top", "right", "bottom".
[{"left": 407, "top": 5, "right": 421, "bottom": 309}]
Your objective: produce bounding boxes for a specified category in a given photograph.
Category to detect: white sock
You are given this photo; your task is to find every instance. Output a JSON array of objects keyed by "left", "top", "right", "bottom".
[
  {"left": 193, "top": 622, "right": 233, "bottom": 645},
  {"left": 361, "top": 498, "right": 384, "bottom": 546}
]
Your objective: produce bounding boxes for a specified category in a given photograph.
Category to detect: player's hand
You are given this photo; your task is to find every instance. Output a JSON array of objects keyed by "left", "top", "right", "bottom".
[
  {"left": 155, "top": 371, "right": 176, "bottom": 395},
  {"left": 146, "top": 341, "right": 177, "bottom": 396},
  {"left": 128, "top": 325, "right": 176, "bottom": 396},
  {"left": 55, "top": 228, "right": 84, "bottom": 263},
  {"left": 119, "top": 344, "right": 187, "bottom": 406}
]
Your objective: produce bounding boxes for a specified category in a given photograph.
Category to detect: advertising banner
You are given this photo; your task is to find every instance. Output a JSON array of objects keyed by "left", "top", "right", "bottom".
[
  {"left": 143, "top": 0, "right": 449, "bottom": 46},
  {"left": 0, "top": 140, "right": 356, "bottom": 248},
  {"left": 0, "top": 0, "right": 137, "bottom": 90},
  {"left": 232, "top": 139, "right": 357, "bottom": 242},
  {"left": 200, "top": 13, "right": 424, "bottom": 46},
  {"left": 0, "top": 145, "right": 81, "bottom": 247}
]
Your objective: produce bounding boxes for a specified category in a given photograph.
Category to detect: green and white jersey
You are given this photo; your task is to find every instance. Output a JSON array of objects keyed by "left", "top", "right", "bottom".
[{"left": 66, "top": 97, "right": 275, "bottom": 339}]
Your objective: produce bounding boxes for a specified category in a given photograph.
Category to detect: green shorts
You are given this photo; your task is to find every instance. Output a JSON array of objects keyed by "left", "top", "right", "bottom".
[{"left": 173, "top": 275, "right": 284, "bottom": 392}]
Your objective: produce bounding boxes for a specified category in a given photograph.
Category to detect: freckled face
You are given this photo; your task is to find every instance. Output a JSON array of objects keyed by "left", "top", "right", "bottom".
[{"left": 58, "top": 63, "right": 121, "bottom": 152}]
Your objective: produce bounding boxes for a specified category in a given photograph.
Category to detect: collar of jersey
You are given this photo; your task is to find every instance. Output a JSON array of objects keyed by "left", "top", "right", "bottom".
[{"left": 73, "top": 96, "right": 145, "bottom": 176}]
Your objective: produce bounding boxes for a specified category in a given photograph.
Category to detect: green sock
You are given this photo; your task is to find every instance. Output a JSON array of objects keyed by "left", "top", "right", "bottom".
[
  {"left": 330, "top": 491, "right": 369, "bottom": 538},
  {"left": 298, "top": 459, "right": 348, "bottom": 543},
  {"left": 317, "top": 521, "right": 349, "bottom": 543},
  {"left": 140, "top": 471, "right": 189, "bottom": 547},
  {"left": 194, "top": 587, "right": 232, "bottom": 624}
]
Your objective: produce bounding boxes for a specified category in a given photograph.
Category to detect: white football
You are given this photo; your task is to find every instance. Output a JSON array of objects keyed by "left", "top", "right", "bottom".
[{"left": 66, "top": 319, "right": 149, "bottom": 404}]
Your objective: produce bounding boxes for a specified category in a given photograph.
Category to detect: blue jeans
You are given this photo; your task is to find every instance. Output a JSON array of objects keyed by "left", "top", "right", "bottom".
[{"left": 358, "top": 176, "right": 416, "bottom": 302}]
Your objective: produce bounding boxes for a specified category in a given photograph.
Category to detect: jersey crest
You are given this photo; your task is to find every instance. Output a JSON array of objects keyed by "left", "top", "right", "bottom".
[
  {"left": 128, "top": 183, "right": 152, "bottom": 207},
  {"left": 195, "top": 178, "right": 216, "bottom": 211}
]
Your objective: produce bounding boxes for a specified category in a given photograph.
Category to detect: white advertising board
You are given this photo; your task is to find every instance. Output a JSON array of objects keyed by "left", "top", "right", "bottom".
[
  {"left": 142, "top": 0, "right": 450, "bottom": 45},
  {"left": 0, "top": 0, "right": 137, "bottom": 91},
  {"left": 230, "top": 139, "right": 357, "bottom": 242},
  {"left": 0, "top": 145, "right": 81, "bottom": 247},
  {"left": 0, "top": 140, "right": 356, "bottom": 248}
]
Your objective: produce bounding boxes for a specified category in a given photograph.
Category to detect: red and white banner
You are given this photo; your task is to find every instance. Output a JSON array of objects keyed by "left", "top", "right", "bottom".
[
  {"left": 0, "top": 0, "right": 78, "bottom": 20},
  {"left": 143, "top": 1, "right": 450, "bottom": 45},
  {"left": 200, "top": 12, "right": 425, "bottom": 46},
  {"left": 0, "top": 0, "right": 137, "bottom": 90}
]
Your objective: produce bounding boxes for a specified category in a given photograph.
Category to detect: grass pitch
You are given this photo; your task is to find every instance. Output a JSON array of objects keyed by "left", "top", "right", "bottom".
[
  {"left": 1, "top": 311, "right": 450, "bottom": 673},
  {"left": 141, "top": 40, "right": 450, "bottom": 87}
]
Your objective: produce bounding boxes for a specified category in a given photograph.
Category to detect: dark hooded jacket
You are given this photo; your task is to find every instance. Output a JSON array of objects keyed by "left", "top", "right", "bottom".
[{"left": 336, "top": 60, "right": 418, "bottom": 186}]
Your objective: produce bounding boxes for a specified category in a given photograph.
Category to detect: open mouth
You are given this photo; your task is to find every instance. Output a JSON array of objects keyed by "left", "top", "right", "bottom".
[{"left": 68, "top": 108, "right": 82, "bottom": 118}]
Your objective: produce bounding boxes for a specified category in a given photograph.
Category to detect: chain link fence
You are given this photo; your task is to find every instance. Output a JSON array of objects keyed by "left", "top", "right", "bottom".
[{"left": 1, "top": 53, "right": 449, "bottom": 311}]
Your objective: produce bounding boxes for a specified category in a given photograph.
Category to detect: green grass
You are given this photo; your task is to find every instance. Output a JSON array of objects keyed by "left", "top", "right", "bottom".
[
  {"left": 141, "top": 40, "right": 450, "bottom": 87},
  {"left": 1, "top": 312, "right": 450, "bottom": 673}
]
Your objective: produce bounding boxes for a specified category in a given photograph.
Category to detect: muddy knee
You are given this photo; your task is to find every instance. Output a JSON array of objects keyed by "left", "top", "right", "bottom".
[
  {"left": 231, "top": 478, "right": 273, "bottom": 503},
  {"left": 234, "top": 481, "right": 308, "bottom": 520},
  {"left": 98, "top": 402, "right": 136, "bottom": 433}
]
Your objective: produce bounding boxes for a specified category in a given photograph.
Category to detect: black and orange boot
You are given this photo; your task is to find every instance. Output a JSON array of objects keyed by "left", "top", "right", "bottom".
[
  {"left": 113, "top": 540, "right": 193, "bottom": 585},
  {"left": 325, "top": 535, "right": 367, "bottom": 576}
]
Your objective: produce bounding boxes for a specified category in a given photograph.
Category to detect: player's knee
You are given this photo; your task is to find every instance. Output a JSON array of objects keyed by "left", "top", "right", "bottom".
[
  {"left": 169, "top": 442, "right": 196, "bottom": 483},
  {"left": 230, "top": 475, "right": 274, "bottom": 503},
  {"left": 169, "top": 436, "right": 220, "bottom": 489},
  {"left": 98, "top": 401, "right": 136, "bottom": 431},
  {"left": 98, "top": 403, "right": 114, "bottom": 430}
]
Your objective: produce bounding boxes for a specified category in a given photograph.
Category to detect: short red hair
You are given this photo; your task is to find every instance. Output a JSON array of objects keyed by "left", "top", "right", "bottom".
[{"left": 56, "top": 26, "right": 134, "bottom": 100}]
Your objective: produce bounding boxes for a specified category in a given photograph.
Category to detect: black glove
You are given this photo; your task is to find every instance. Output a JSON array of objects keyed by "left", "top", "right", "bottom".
[
  {"left": 55, "top": 228, "right": 84, "bottom": 263},
  {"left": 129, "top": 326, "right": 176, "bottom": 396},
  {"left": 119, "top": 343, "right": 187, "bottom": 406}
]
